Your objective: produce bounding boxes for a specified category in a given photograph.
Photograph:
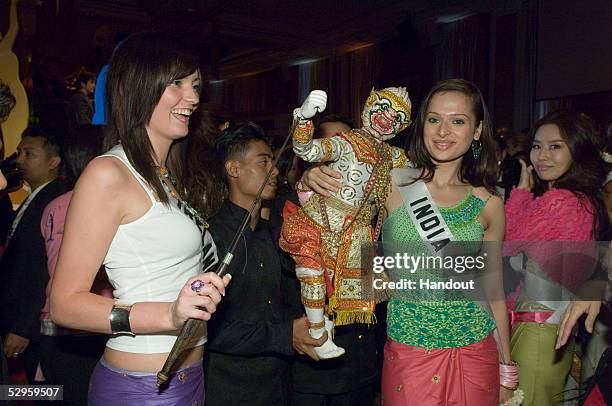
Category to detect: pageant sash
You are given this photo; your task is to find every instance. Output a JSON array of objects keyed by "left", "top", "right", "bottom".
[{"left": 391, "top": 168, "right": 454, "bottom": 254}]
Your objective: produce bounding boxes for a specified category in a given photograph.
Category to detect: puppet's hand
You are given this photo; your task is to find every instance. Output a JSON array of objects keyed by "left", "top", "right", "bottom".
[{"left": 295, "top": 90, "right": 327, "bottom": 120}]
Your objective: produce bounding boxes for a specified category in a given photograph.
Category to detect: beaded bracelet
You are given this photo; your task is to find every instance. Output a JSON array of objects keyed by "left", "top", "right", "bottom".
[
  {"left": 306, "top": 319, "right": 325, "bottom": 330},
  {"left": 295, "top": 180, "right": 311, "bottom": 193}
]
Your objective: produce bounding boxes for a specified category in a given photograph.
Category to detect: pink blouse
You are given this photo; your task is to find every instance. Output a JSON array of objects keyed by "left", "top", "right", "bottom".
[{"left": 504, "top": 187, "right": 596, "bottom": 289}]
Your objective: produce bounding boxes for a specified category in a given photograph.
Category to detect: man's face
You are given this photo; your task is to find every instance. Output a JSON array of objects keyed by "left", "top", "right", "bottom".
[
  {"left": 85, "top": 79, "right": 96, "bottom": 94},
  {"left": 318, "top": 121, "right": 351, "bottom": 139},
  {"left": 233, "top": 140, "right": 278, "bottom": 202},
  {"left": 16, "top": 136, "right": 58, "bottom": 186}
]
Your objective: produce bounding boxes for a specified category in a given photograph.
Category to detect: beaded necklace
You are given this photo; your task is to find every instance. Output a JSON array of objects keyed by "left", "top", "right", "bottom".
[{"left": 156, "top": 166, "right": 209, "bottom": 233}]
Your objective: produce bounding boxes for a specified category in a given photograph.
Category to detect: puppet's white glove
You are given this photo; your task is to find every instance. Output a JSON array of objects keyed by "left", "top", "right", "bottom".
[{"left": 294, "top": 90, "right": 327, "bottom": 121}]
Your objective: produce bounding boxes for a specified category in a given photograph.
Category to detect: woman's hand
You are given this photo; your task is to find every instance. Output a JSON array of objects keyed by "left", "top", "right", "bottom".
[
  {"left": 517, "top": 159, "right": 534, "bottom": 191},
  {"left": 300, "top": 165, "right": 342, "bottom": 196},
  {"left": 499, "top": 387, "right": 513, "bottom": 404},
  {"left": 556, "top": 300, "right": 602, "bottom": 349},
  {"left": 292, "top": 315, "right": 327, "bottom": 361},
  {"left": 169, "top": 273, "right": 231, "bottom": 329}
]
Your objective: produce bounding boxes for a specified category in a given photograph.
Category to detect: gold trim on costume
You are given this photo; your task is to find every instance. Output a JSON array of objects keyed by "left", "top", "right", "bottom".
[
  {"left": 303, "top": 298, "right": 325, "bottom": 308},
  {"left": 394, "top": 149, "right": 409, "bottom": 168},
  {"left": 321, "top": 138, "right": 334, "bottom": 162},
  {"left": 309, "top": 320, "right": 325, "bottom": 329},
  {"left": 376, "top": 89, "right": 411, "bottom": 119},
  {"left": 365, "top": 90, "right": 378, "bottom": 110},
  {"left": 293, "top": 120, "right": 314, "bottom": 144},
  {"left": 340, "top": 130, "right": 378, "bottom": 165},
  {"left": 298, "top": 275, "right": 325, "bottom": 285}
]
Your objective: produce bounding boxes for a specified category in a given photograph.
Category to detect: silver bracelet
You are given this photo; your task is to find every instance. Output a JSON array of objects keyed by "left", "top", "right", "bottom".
[{"left": 109, "top": 303, "right": 135, "bottom": 336}]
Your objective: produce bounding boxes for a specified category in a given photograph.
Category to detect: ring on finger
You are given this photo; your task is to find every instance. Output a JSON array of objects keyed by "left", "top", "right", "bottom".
[{"left": 191, "top": 279, "right": 205, "bottom": 293}]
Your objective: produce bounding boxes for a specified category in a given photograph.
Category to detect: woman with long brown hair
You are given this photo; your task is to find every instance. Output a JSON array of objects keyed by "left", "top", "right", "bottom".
[
  {"left": 50, "top": 32, "right": 230, "bottom": 404},
  {"left": 304, "top": 79, "right": 515, "bottom": 404}
]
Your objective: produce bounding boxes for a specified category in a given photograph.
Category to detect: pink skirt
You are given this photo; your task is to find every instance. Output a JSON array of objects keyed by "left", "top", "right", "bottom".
[{"left": 382, "top": 334, "right": 499, "bottom": 406}]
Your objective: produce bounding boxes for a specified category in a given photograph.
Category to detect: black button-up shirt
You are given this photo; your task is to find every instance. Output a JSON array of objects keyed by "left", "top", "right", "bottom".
[{"left": 205, "top": 199, "right": 298, "bottom": 406}]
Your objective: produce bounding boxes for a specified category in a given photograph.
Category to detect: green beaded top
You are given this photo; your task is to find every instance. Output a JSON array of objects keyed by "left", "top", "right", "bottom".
[{"left": 381, "top": 191, "right": 495, "bottom": 349}]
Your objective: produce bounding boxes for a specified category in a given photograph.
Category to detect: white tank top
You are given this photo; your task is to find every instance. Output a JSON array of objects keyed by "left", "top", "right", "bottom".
[{"left": 100, "top": 145, "right": 212, "bottom": 353}]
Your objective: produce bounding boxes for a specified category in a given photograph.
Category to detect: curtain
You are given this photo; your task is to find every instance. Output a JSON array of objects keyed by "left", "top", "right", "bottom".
[
  {"left": 514, "top": 0, "right": 537, "bottom": 130},
  {"left": 330, "top": 44, "right": 382, "bottom": 126},
  {"left": 298, "top": 62, "right": 313, "bottom": 103},
  {"left": 534, "top": 98, "right": 573, "bottom": 121},
  {"left": 434, "top": 14, "right": 490, "bottom": 94},
  {"left": 298, "top": 45, "right": 382, "bottom": 125}
]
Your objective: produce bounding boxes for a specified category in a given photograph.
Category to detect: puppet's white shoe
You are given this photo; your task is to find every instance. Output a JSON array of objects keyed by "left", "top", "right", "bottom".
[{"left": 310, "top": 317, "right": 345, "bottom": 359}]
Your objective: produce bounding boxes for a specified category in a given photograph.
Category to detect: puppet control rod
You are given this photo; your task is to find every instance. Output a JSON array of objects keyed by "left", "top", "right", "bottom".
[{"left": 156, "top": 120, "right": 301, "bottom": 388}]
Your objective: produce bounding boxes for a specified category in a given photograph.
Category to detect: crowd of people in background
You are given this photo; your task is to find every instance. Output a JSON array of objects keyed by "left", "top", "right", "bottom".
[{"left": 0, "top": 30, "right": 610, "bottom": 406}]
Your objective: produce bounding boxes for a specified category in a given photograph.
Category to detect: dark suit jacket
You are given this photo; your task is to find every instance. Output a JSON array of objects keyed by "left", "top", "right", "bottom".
[
  {"left": 67, "top": 91, "right": 93, "bottom": 131},
  {"left": 500, "top": 155, "right": 521, "bottom": 202},
  {"left": 0, "top": 178, "right": 67, "bottom": 342},
  {"left": 0, "top": 196, "right": 15, "bottom": 245}
]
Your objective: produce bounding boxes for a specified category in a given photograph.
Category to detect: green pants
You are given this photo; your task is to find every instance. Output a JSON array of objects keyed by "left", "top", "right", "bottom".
[{"left": 510, "top": 322, "right": 574, "bottom": 406}]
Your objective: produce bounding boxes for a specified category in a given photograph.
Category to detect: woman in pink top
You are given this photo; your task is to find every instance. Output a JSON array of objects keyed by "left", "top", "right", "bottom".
[{"left": 504, "top": 110, "right": 608, "bottom": 405}]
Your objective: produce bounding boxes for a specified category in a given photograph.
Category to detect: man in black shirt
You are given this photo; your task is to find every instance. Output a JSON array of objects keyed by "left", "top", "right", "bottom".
[{"left": 205, "top": 122, "right": 326, "bottom": 406}]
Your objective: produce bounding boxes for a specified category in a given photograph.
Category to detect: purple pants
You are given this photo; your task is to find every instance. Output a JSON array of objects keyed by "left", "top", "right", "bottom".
[{"left": 88, "top": 357, "right": 204, "bottom": 405}]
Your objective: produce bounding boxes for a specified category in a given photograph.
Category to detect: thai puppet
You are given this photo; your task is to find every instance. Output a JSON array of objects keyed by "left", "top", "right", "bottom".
[{"left": 280, "top": 88, "right": 412, "bottom": 358}]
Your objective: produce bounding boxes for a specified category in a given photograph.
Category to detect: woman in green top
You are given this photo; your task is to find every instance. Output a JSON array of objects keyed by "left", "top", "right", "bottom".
[{"left": 303, "top": 79, "right": 515, "bottom": 405}]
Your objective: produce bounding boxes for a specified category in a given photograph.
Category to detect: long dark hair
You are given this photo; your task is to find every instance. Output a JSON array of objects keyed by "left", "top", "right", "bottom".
[
  {"left": 276, "top": 147, "right": 303, "bottom": 196},
  {"left": 103, "top": 31, "right": 200, "bottom": 205},
  {"left": 199, "top": 102, "right": 234, "bottom": 132},
  {"left": 531, "top": 110, "right": 609, "bottom": 239},
  {"left": 408, "top": 79, "right": 497, "bottom": 193},
  {"left": 172, "top": 106, "right": 227, "bottom": 219},
  {"left": 63, "top": 125, "right": 103, "bottom": 187}
]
